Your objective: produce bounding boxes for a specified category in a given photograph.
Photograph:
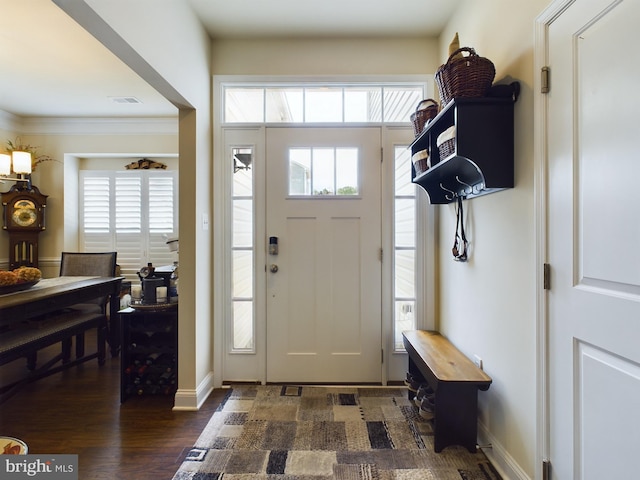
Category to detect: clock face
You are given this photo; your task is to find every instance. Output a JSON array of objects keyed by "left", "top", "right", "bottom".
[{"left": 11, "top": 200, "right": 38, "bottom": 227}]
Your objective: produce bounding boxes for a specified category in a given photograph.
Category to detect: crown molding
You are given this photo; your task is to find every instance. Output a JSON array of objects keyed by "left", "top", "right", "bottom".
[
  {"left": 0, "top": 110, "right": 23, "bottom": 132},
  {"left": 0, "top": 110, "right": 178, "bottom": 135}
]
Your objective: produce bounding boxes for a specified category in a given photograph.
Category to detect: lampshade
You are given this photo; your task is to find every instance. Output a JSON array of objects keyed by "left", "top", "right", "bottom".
[
  {"left": 0, "top": 153, "right": 10, "bottom": 176},
  {"left": 12, "top": 151, "right": 32, "bottom": 174}
]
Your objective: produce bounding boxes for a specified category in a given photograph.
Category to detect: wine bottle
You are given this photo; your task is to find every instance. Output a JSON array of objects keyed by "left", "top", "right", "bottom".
[{"left": 146, "top": 352, "right": 175, "bottom": 368}]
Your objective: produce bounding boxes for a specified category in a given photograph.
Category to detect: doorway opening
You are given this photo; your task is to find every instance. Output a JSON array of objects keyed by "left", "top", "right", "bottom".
[{"left": 213, "top": 78, "right": 435, "bottom": 386}]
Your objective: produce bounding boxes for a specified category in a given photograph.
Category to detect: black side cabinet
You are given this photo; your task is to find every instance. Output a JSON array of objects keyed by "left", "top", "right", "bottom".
[{"left": 119, "top": 306, "right": 178, "bottom": 402}]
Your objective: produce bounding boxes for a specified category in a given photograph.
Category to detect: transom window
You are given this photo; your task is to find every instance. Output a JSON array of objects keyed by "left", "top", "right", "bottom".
[{"left": 224, "top": 84, "right": 423, "bottom": 124}]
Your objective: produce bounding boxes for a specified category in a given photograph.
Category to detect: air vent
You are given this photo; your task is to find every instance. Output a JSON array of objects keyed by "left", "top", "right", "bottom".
[{"left": 109, "top": 96, "right": 142, "bottom": 104}]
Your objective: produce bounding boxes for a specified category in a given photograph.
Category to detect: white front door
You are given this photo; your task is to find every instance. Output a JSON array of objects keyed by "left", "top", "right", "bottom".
[
  {"left": 265, "top": 127, "right": 382, "bottom": 383},
  {"left": 547, "top": 0, "right": 640, "bottom": 477}
]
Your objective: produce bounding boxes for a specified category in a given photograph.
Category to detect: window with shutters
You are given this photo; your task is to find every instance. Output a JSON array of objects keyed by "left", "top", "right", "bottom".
[{"left": 79, "top": 170, "right": 178, "bottom": 280}]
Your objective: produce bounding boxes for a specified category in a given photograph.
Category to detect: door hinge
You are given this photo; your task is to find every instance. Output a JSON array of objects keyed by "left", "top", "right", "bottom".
[
  {"left": 380, "top": 147, "right": 384, "bottom": 163},
  {"left": 381, "top": 349, "right": 384, "bottom": 364},
  {"left": 541, "top": 66, "right": 550, "bottom": 94},
  {"left": 543, "top": 263, "right": 551, "bottom": 290},
  {"left": 379, "top": 248, "right": 383, "bottom": 262},
  {"left": 542, "top": 459, "right": 551, "bottom": 480}
]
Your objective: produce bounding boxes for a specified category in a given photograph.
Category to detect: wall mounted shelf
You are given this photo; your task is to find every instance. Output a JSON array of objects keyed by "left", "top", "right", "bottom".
[{"left": 410, "top": 86, "right": 519, "bottom": 204}]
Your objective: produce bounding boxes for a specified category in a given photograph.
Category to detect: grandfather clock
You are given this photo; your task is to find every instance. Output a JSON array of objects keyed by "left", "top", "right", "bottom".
[{"left": 2, "top": 181, "right": 47, "bottom": 270}]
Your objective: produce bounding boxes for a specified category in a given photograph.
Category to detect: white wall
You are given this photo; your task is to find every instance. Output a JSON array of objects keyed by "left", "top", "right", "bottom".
[
  {"left": 436, "top": 0, "right": 548, "bottom": 477},
  {"left": 212, "top": 37, "right": 440, "bottom": 75},
  {"left": 53, "top": 0, "right": 213, "bottom": 409}
]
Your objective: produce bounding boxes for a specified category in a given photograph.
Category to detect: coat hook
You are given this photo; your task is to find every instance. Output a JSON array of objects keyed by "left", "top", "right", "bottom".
[
  {"left": 455, "top": 176, "right": 473, "bottom": 195},
  {"left": 440, "top": 182, "right": 457, "bottom": 201}
]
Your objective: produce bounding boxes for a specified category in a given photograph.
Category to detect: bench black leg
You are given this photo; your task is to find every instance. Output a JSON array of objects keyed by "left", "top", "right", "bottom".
[
  {"left": 76, "top": 332, "right": 86, "bottom": 358},
  {"left": 26, "top": 352, "right": 37, "bottom": 371},
  {"left": 62, "top": 338, "right": 72, "bottom": 363},
  {"left": 434, "top": 383, "right": 479, "bottom": 453},
  {"left": 97, "top": 325, "right": 106, "bottom": 366}
]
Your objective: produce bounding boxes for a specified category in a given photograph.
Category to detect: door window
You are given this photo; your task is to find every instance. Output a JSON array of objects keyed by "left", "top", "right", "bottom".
[{"left": 288, "top": 147, "right": 358, "bottom": 196}]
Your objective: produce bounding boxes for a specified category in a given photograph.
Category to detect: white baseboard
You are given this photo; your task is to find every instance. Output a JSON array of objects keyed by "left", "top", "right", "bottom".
[
  {"left": 478, "top": 422, "right": 531, "bottom": 480},
  {"left": 173, "top": 371, "right": 215, "bottom": 411}
]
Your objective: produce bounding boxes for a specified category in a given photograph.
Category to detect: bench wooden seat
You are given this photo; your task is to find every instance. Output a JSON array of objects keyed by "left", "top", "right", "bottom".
[
  {"left": 402, "top": 330, "right": 492, "bottom": 453},
  {"left": 0, "top": 310, "right": 107, "bottom": 403}
]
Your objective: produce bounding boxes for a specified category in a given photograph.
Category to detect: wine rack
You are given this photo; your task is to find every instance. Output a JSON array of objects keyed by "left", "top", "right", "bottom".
[{"left": 119, "top": 306, "right": 178, "bottom": 402}]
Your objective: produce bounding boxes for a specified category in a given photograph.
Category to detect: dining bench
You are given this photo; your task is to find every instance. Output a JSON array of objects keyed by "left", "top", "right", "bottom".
[
  {"left": 402, "top": 329, "right": 492, "bottom": 453},
  {"left": 0, "top": 309, "right": 107, "bottom": 403}
]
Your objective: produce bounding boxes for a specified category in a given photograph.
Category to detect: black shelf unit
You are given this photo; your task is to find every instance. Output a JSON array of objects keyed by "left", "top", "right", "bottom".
[
  {"left": 119, "top": 306, "right": 178, "bottom": 402},
  {"left": 410, "top": 91, "right": 518, "bottom": 204}
]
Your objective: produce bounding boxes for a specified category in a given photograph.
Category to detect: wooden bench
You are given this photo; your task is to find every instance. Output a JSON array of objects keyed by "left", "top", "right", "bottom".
[
  {"left": 0, "top": 310, "right": 107, "bottom": 403},
  {"left": 402, "top": 330, "right": 492, "bottom": 453}
]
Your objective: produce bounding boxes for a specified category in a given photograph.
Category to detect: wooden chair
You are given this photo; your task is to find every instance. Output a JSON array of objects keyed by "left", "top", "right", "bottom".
[
  {"left": 59, "top": 252, "right": 118, "bottom": 356},
  {"left": 59, "top": 251, "right": 118, "bottom": 313}
]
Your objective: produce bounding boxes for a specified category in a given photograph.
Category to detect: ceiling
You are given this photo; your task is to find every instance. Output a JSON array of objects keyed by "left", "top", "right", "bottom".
[{"left": 0, "top": 0, "right": 459, "bottom": 119}]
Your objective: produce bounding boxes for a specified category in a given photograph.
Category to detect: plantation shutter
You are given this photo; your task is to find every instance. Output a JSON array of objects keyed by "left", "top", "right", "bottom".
[
  {"left": 114, "top": 175, "right": 144, "bottom": 279},
  {"left": 80, "top": 170, "right": 178, "bottom": 280},
  {"left": 148, "top": 175, "right": 177, "bottom": 268}
]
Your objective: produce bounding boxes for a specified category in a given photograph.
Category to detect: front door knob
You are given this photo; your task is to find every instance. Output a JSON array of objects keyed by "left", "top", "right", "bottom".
[{"left": 270, "top": 264, "right": 279, "bottom": 273}]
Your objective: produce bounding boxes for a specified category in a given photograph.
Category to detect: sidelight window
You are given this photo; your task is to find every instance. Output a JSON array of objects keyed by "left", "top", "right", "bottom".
[
  {"left": 393, "top": 145, "right": 417, "bottom": 350},
  {"left": 231, "top": 147, "right": 255, "bottom": 351}
]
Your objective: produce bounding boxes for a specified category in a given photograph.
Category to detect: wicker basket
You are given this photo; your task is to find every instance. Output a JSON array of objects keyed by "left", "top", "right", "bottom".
[
  {"left": 435, "top": 47, "right": 496, "bottom": 106},
  {"left": 438, "top": 138, "right": 455, "bottom": 160},
  {"left": 412, "top": 149, "right": 430, "bottom": 174},
  {"left": 436, "top": 126, "right": 456, "bottom": 160},
  {"left": 410, "top": 99, "right": 439, "bottom": 137}
]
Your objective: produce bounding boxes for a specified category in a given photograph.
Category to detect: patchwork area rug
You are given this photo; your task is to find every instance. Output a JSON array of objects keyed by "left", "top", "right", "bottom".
[{"left": 172, "top": 385, "right": 500, "bottom": 479}]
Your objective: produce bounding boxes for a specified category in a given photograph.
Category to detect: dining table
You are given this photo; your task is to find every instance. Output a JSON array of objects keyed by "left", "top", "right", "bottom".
[{"left": 0, "top": 276, "right": 123, "bottom": 356}]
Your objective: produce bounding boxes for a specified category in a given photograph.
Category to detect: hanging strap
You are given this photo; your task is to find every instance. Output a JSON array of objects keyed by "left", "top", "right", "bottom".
[{"left": 452, "top": 196, "right": 468, "bottom": 261}]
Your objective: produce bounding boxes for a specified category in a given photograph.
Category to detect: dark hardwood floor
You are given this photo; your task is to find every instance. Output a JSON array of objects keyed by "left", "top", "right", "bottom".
[{"left": 0, "top": 331, "right": 228, "bottom": 479}]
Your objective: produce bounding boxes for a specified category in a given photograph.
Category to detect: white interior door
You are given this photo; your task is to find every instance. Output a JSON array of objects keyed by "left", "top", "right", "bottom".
[
  {"left": 265, "top": 127, "right": 382, "bottom": 383},
  {"left": 547, "top": 1, "right": 640, "bottom": 477}
]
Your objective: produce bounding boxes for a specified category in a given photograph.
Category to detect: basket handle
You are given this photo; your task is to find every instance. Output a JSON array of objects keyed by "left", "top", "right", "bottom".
[
  {"left": 415, "top": 98, "right": 438, "bottom": 113},
  {"left": 446, "top": 47, "right": 477, "bottom": 65}
]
